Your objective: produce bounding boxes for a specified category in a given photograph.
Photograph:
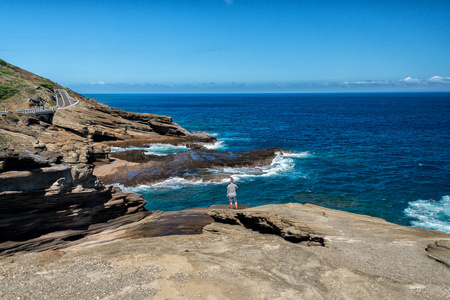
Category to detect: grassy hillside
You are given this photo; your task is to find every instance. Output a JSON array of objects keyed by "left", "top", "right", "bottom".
[{"left": 0, "top": 59, "right": 89, "bottom": 111}]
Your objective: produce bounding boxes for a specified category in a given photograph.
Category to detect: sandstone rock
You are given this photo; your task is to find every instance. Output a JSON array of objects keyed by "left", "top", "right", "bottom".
[
  {"left": 426, "top": 239, "right": 450, "bottom": 267},
  {"left": 1, "top": 203, "right": 449, "bottom": 299},
  {"left": 210, "top": 209, "right": 324, "bottom": 245},
  {"left": 0, "top": 186, "right": 149, "bottom": 255},
  {"left": 96, "top": 148, "right": 288, "bottom": 186}
]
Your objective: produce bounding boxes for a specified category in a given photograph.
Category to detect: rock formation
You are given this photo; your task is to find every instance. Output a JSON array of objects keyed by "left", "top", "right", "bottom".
[
  {"left": 0, "top": 60, "right": 218, "bottom": 254},
  {"left": 0, "top": 203, "right": 448, "bottom": 299},
  {"left": 2, "top": 59, "right": 449, "bottom": 299},
  {"left": 96, "top": 148, "right": 289, "bottom": 186}
]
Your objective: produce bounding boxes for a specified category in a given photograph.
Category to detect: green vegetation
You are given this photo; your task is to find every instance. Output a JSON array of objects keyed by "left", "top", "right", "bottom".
[
  {"left": 67, "top": 90, "right": 77, "bottom": 98},
  {"left": 0, "top": 67, "right": 16, "bottom": 77},
  {"left": 4, "top": 114, "right": 19, "bottom": 123},
  {"left": 35, "top": 82, "right": 53, "bottom": 91},
  {"left": 0, "top": 59, "right": 15, "bottom": 69},
  {"left": 56, "top": 112, "right": 62, "bottom": 117},
  {"left": 25, "top": 88, "right": 36, "bottom": 95},
  {"left": 0, "top": 84, "right": 18, "bottom": 100},
  {"left": 37, "top": 75, "right": 50, "bottom": 81},
  {"left": 79, "top": 121, "right": 86, "bottom": 125},
  {"left": 0, "top": 132, "right": 13, "bottom": 148}
]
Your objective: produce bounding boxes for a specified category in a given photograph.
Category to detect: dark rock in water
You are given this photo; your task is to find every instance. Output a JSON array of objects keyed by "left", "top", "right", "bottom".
[
  {"left": 98, "top": 148, "right": 289, "bottom": 186},
  {"left": 110, "top": 150, "right": 153, "bottom": 163}
]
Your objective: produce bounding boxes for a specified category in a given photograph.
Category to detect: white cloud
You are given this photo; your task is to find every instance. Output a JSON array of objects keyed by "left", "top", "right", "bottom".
[
  {"left": 399, "top": 77, "right": 421, "bottom": 84},
  {"left": 341, "top": 76, "right": 450, "bottom": 87},
  {"left": 90, "top": 81, "right": 107, "bottom": 85},
  {"left": 427, "top": 76, "right": 450, "bottom": 83}
]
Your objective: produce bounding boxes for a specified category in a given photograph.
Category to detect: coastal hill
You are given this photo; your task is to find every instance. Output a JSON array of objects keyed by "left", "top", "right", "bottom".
[
  {"left": 0, "top": 59, "right": 281, "bottom": 253},
  {"left": 0, "top": 59, "right": 216, "bottom": 252},
  {"left": 0, "top": 60, "right": 449, "bottom": 299}
]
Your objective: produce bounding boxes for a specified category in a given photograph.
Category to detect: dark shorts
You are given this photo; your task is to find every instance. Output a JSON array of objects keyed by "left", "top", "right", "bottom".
[{"left": 228, "top": 196, "right": 237, "bottom": 203}]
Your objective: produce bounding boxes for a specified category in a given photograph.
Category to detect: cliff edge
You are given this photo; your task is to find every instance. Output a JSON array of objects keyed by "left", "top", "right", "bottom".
[
  {"left": 0, "top": 203, "right": 448, "bottom": 299},
  {"left": 0, "top": 59, "right": 214, "bottom": 254}
]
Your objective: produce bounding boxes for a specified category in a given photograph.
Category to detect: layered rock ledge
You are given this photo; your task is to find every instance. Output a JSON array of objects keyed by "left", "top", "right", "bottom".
[{"left": 1, "top": 203, "right": 449, "bottom": 299}]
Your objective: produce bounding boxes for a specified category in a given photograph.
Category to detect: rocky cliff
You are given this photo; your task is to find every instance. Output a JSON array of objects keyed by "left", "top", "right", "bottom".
[
  {"left": 1, "top": 60, "right": 450, "bottom": 299},
  {"left": 0, "top": 59, "right": 215, "bottom": 254}
]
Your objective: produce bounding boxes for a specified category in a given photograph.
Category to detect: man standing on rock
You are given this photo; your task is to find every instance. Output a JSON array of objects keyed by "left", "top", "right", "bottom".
[{"left": 227, "top": 178, "right": 239, "bottom": 209}]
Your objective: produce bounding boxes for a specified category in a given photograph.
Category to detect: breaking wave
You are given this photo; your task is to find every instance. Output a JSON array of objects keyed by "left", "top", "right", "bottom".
[
  {"left": 110, "top": 144, "right": 188, "bottom": 156},
  {"left": 404, "top": 195, "right": 450, "bottom": 233},
  {"left": 116, "top": 151, "right": 310, "bottom": 192},
  {"left": 202, "top": 140, "right": 226, "bottom": 150},
  {"left": 115, "top": 177, "right": 229, "bottom": 192},
  {"left": 215, "top": 152, "right": 295, "bottom": 180}
]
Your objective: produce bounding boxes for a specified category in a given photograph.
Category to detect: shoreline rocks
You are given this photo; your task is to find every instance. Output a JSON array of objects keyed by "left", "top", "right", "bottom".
[
  {"left": 97, "top": 148, "right": 290, "bottom": 186},
  {"left": 1, "top": 203, "right": 449, "bottom": 299}
]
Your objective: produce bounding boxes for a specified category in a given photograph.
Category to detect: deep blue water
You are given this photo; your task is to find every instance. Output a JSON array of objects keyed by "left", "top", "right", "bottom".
[{"left": 87, "top": 93, "right": 450, "bottom": 233}]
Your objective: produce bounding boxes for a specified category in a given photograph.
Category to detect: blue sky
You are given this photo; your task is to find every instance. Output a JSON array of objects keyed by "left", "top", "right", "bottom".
[{"left": 2, "top": 0, "right": 450, "bottom": 93}]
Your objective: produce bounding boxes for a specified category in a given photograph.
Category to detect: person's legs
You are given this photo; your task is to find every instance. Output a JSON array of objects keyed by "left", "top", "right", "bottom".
[{"left": 229, "top": 197, "right": 237, "bottom": 209}]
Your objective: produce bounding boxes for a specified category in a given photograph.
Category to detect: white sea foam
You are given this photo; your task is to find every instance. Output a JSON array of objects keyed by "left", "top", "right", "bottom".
[
  {"left": 203, "top": 140, "right": 226, "bottom": 150},
  {"left": 115, "top": 177, "right": 229, "bottom": 192},
  {"left": 115, "top": 151, "right": 309, "bottom": 191},
  {"left": 404, "top": 195, "right": 450, "bottom": 233},
  {"left": 207, "top": 151, "right": 301, "bottom": 181},
  {"left": 110, "top": 144, "right": 188, "bottom": 156},
  {"left": 282, "top": 151, "right": 313, "bottom": 158}
]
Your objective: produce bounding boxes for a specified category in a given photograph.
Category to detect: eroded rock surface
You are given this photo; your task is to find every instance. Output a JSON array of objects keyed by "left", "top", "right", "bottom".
[
  {"left": 426, "top": 239, "right": 450, "bottom": 267},
  {"left": 97, "top": 148, "right": 289, "bottom": 186},
  {"left": 1, "top": 203, "right": 449, "bottom": 300},
  {"left": 0, "top": 74, "right": 217, "bottom": 255}
]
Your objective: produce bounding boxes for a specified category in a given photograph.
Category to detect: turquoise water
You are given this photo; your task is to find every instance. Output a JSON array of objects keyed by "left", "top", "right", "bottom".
[{"left": 87, "top": 93, "right": 450, "bottom": 233}]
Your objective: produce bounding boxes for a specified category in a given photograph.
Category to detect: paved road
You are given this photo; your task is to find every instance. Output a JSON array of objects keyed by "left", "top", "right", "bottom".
[
  {"left": 55, "top": 89, "right": 77, "bottom": 108},
  {"left": 0, "top": 89, "right": 78, "bottom": 115}
]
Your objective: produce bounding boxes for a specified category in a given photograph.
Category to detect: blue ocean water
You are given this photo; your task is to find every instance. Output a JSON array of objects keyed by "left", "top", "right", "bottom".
[{"left": 87, "top": 93, "right": 450, "bottom": 233}]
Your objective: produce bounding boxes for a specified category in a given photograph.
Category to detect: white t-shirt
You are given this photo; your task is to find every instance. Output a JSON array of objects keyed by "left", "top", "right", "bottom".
[{"left": 227, "top": 183, "right": 238, "bottom": 197}]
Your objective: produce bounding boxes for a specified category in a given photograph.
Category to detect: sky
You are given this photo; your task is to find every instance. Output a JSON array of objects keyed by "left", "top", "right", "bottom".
[{"left": 2, "top": 0, "right": 450, "bottom": 93}]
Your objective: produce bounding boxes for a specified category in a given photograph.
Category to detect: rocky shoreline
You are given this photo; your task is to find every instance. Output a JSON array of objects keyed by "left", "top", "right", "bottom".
[
  {"left": 1, "top": 203, "right": 449, "bottom": 299},
  {"left": 1, "top": 61, "right": 449, "bottom": 299}
]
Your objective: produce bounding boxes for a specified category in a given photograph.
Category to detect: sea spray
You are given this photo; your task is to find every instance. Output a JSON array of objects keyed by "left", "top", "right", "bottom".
[
  {"left": 110, "top": 144, "right": 189, "bottom": 156},
  {"left": 404, "top": 195, "right": 450, "bottom": 233}
]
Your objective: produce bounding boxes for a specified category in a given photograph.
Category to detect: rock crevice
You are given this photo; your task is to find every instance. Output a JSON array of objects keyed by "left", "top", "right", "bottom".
[{"left": 209, "top": 209, "right": 325, "bottom": 246}]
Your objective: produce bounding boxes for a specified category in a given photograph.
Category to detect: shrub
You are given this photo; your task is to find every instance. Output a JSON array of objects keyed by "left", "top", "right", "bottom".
[
  {"left": 0, "top": 84, "right": 18, "bottom": 100},
  {"left": 35, "top": 82, "right": 53, "bottom": 91},
  {"left": 25, "top": 88, "right": 36, "bottom": 95},
  {"left": 8, "top": 115, "right": 19, "bottom": 123},
  {"left": 0, "top": 67, "right": 15, "bottom": 76},
  {"left": 0, "top": 132, "right": 13, "bottom": 147},
  {"left": 0, "top": 59, "right": 14, "bottom": 69}
]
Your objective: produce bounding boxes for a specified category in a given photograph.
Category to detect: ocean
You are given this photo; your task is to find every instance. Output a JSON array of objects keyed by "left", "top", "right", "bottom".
[{"left": 87, "top": 93, "right": 450, "bottom": 233}]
